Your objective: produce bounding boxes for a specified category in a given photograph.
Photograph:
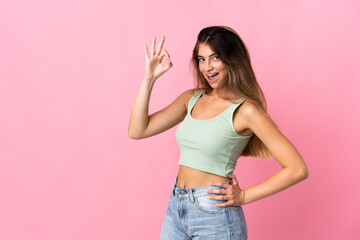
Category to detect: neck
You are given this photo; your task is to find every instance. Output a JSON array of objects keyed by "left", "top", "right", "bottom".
[{"left": 208, "top": 87, "right": 241, "bottom": 102}]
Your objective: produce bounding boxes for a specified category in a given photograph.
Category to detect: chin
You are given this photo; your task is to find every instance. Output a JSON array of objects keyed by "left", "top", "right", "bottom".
[
  {"left": 208, "top": 82, "right": 218, "bottom": 88},
  {"left": 208, "top": 79, "right": 224, "bottom": 89}
]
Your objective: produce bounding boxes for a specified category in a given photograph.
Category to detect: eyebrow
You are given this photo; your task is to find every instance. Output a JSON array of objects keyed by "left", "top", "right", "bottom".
[{"left": 197, "top": 53, "right": 217, "bottom": 58}]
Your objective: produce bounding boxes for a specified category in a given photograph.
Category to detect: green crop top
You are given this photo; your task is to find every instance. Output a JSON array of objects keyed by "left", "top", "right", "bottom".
[{"left": 176, "top": 89, "right": 254, "bottom": 177}]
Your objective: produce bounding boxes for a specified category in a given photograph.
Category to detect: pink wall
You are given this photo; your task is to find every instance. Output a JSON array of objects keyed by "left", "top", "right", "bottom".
[{"left": 0, "top": 0, "right": 359, "bottom": 239}]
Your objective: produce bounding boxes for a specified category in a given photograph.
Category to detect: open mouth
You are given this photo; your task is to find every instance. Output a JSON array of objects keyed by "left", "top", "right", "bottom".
[{"left": 206, "top": 73, "right": 219, "bottom": 82}]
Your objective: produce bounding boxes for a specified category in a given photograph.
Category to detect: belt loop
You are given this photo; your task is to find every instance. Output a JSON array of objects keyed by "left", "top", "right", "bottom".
[{"left": 189, "top": 189, "right": 195, "bottom": 204}]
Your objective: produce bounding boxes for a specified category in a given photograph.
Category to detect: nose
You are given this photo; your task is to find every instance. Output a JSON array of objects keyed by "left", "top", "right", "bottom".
[{"left": 205, "top": 60, "right": 213, "bottom": 72}]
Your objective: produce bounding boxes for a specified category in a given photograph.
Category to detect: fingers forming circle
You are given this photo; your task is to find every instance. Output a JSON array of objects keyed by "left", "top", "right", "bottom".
[
  {"left": 161, "top": 49, "right": 173, "bottom": 69},
  {"left": 162, "top": 49, "right": 171, "bottom": 59}
]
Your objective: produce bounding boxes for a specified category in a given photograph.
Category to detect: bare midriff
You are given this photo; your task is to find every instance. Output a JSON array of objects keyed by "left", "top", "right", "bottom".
[{"left": 176, "top": 165, "right": 231, "bottom": 189}]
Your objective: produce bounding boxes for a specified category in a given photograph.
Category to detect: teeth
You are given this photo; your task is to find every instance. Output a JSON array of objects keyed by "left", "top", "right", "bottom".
[{"left": 207, "top": 73, "right": 218, "bottom": 77}]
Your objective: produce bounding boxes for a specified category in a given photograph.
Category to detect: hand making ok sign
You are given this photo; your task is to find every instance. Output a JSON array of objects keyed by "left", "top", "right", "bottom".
[{"left": 143, "top": 36, "right": 173, "bottom": 82}]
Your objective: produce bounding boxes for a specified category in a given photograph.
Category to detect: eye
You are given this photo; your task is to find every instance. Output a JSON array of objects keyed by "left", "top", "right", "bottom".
[
  {"left": 213, "top": 55, "right": 220, "bottom": 61},
  {"left": 198, "top": 57, "right": 205, "bottom": 62}
]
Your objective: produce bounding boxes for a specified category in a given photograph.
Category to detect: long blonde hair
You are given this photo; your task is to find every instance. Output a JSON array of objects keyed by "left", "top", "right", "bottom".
[{"left": 191, "top": 26, "right": 277, "bottom": 159}]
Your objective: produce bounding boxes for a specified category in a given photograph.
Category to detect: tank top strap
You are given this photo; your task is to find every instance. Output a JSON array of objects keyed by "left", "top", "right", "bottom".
[
  {"left": 234, "top": 97, "right": 246, "bottom": 105},
  {"left": 187, "top": 89, "right": 205, "bottom": 112},
  {"left": 220, "top": 97, "right": 246, "bottom": 122}
]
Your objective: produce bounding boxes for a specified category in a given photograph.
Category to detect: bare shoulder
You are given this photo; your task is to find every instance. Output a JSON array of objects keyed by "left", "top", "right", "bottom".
[
  {"left": 236, "top": 99, "right": 281, "bottom": 138},
  {"left": 177, "top": 88, "right": 198, "bottom": 109},
  {"left": 181, "top": 88, "right": 197, "bottom": 98},
  {"left": 233, "top": 100, "right": 259, "bottom": 135},
  {"left": 233, "top": 100, "right": 276, "bottom": 135},
  {"left": 237, "top": 100, "right": 267, "bottom": 121}
]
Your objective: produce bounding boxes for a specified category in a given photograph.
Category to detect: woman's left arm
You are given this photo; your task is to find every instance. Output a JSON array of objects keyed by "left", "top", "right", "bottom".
[
  {"left": 209, "top": 101, "right": 309, "bottom": 207},
  {"left": 239, "top": 101, "right": 309, "bottom": 205}
]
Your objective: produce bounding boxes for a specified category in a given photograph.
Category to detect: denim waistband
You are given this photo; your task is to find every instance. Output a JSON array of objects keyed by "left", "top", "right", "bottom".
[{"left": 172, "top": 176, "right": 233, "bottom": 199}]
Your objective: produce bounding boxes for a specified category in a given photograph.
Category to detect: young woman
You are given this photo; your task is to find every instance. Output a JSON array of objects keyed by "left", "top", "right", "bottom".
[{"left": 128, "top": 26, "right": 309, "bottom": 240}]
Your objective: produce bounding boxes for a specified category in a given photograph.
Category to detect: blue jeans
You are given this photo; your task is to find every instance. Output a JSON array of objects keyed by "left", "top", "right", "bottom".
[{"left": 159, "top": 177, "right": 248, "bottom": 240}]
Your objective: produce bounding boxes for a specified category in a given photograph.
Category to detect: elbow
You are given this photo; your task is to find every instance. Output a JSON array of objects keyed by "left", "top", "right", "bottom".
[
  {"left": 295, "top": 165, "right": 309, "bottom": 181},
  {"left": 128, "top": 134, "right": 141, "bottom": 140},
  {"left": 128, "top": 129, "right": 143, "bottom": 140},
  {"left": 303, "top": 167, "right": 309, "bottom": 180},
  {"left": 128, "top": 133, "right": 142, "bottom": 140}
]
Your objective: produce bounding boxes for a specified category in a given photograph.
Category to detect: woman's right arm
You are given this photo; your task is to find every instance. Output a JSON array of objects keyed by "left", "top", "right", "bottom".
[{"left": 128, "top": 36, "right": 194, "bottom": 139}]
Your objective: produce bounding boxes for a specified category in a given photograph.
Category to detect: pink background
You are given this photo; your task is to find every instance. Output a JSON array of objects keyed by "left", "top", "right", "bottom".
[{"left": 0, "top": 0, "right": 359, "bottom": 239}]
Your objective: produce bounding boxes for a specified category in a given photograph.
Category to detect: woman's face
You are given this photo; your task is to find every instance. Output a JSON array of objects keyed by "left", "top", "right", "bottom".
[{"left": 197, "top": 43, "right": 227, "bottom": 88}]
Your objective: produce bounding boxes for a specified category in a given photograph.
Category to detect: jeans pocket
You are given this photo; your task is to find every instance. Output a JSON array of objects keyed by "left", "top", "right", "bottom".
[{"left": 194, "top": 193, "right": 227, "bottom": 214}]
